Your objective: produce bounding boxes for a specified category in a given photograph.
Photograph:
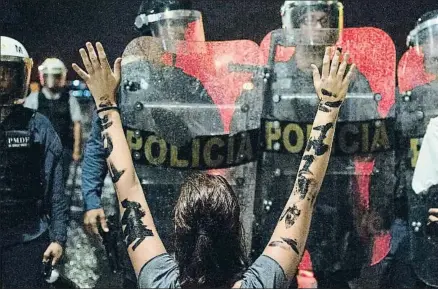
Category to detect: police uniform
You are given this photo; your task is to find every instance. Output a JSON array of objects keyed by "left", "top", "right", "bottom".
[
  {"left": 387, "top": 81, "right": 438, "bottom": 288},
  {"left": 250, "top": 54, "right": 379, "bottom": 288},
  {"left": 0, "top": 105, "right": 68, "bottom": 288},
  {"left": 25, "top": 87, "right": 82, "bottom": 184}
]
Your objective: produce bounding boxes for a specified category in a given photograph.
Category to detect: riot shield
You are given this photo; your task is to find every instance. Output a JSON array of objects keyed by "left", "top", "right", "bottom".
[
  {"left": 398, "top": 47, "right": 438, "bottom": 287},
  {"left": 252, "top": 27, "right": 396, "bottom": 274},
  {"left": 120, "top": 36, "right": 263, "bottom": 253},
  {"left": 398, "top": 47, "right": 436, "bottom": 94}
]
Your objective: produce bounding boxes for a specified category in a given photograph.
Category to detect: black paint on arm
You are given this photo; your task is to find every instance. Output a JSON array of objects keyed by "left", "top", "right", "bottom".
[
  {"left": 98, "top": 94, "right": 114, "bottom": 108},
  {"left": 120, "top": 199, "right": 154, "bottom": 251},
  {"left": 279, "top": 204, "right": 302, "bottom": 228},
  {"left": 321, "top": 89, "right": 336, "bottom": 98},
  {"left": 268, "top": 237, "right": 299, "bottom": 255},
  {"left": 305, "top": 123, "right": 333, "bottom": 156},
  {"left": 108, "top": 161, "right": 125, "bottom": 183},
  {"left": 102, "top": 132, "right": 113, "bottom": 158},
  {"left": 100, "top": 115, "right": 114, "bottom": 130},
  {"left": 297, "top": 155, "right": 316, "bottom": 200},
  {"left": 318, "top": 100, "right": 343, "bottom": 113}
]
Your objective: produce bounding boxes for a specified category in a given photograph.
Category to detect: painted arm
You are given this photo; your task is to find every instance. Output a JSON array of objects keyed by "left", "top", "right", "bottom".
[
  {"left": 262, "top": 47, "right": 356, "bottom": 280},
  {"left": 73, "top": 42, "right": 166, "bottom": 275}
]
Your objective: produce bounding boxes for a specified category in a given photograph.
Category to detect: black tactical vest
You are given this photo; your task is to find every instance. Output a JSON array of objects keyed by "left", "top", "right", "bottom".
[
  {"left": 0, "top": 106, "right": 45, "bottom": 228},
  {"left": 38, "top": 90, "right": 73, "bottom": 149}
]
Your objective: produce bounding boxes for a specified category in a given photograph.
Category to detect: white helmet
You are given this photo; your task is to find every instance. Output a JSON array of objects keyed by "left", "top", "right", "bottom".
[
  {"left": 0, "top": 36, "right": 33, "bottom": 106},
  {"left": 38, "top": 58, "right": 67, "bottom": 89}
]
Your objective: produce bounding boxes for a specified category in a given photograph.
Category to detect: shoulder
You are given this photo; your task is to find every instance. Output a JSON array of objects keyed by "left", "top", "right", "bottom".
[
  {"left": 32, "top": 111, "right": 53, "bottom": 128},
  {"left": 24, "top": 92, "right": 40, "bottom": 109},
  {"left": 240, "top": 255, "right": 287, "bottom": 289},
  {"left": 411, "top": 82, "right": 438, "bottom": 97},
  {"left": 138, "top": 253, "right": 180, "bottom": 288},
  {"left": 27, "top": 91, "right": 40, "bottom": 100},
  {"left": 32, "top": 112, "right": 59, "bottom": 140},
  {"left": 273, "top": 59, "right": 298, "bottom": 76},
  {"left": 350, "top": 67, "right": 370, "bottom": 84},
  {"left": 164, "top": 67, "right": 212, "bottom": 102}
]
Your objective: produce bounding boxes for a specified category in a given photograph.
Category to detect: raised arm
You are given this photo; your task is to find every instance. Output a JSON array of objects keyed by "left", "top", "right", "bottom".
[
  {"left": 262, "top": 47, "right": 356, "bottom": 279},
  {"left": 73, "top": 42, "right": 167, "bottom": 275}
]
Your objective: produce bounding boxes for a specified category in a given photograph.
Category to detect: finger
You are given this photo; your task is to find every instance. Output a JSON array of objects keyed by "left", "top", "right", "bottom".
[
  {"left": 342, "top": 63, "right": 356, "bottom": 87},
  {"left": 91, "top": 220, "right": 100, "bottom": 235},
  {"left": 43, "top": 249, "right": 52, "bottom": 262},
  {"left": 429, "top": 215, "right": 438, "bottom": 223},
  {"left": 337, "top": 52, "right": 350, "bottom": 81},
  {"left": 79, "top": 48, "right": 94, "bottom": 74},
  {"left": 429, "top": 208, "right": 438, "bottom": 214},
  {"left": 96, "top": 42, "right": 111, "bottom": 73},
  {"left": 322, "top": 47, "right": 331, "bottom": 78},
  {"left": 311, "top": 64, "right": 321, "bottom": 88},
  {"left": 86, "top": 42, "right": 100, "bottom": 70},
  {"left": 84, "top": 216, "right": 95, "bottom": 234},
  {"left": 113, "top": 58, "right": 122, "bottom": 83},
  {"left": 52, "top": 249, "right": 62, "bottom": 266},
  {"left": 52, "top": 255, "right": 60, "bottom": 266},
  {"left": 330, "top": 47, "right": 341, "bottom": 78},
  {"left": 72, "top": 63, "right": 90, "bottom": 82},
  {"left": 100, "top": 215, "right": 110, "bottom": 232}
]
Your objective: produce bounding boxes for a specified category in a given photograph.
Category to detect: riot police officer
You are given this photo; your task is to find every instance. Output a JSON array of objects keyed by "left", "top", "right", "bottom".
[
  {"left": 24, "top": 58, "right": 83, "bottom": 184},
  {"left": 0, "top": 36, "right": 68, "bottom": 288},
  {"left": 248, "top": 1, "right": 385, "bottom": 288},
  {"left": 81, "top": 0, "right": 219, "bottom": 287},
  {"left": 82, "top": 0, "right": 208, "bottom": 237},
  {"left": 388, "top": 10, "right": 438, "bottom": 288}
]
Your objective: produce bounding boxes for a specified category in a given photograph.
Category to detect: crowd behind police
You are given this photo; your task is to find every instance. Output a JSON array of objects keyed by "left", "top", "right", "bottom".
[{"left": 1, "top": 0, "right": 438, "bottom": 288}]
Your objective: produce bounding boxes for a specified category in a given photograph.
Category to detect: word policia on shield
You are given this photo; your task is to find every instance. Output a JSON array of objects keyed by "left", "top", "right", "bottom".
[
  {"left": 264, "top": 119, "right": 395, "bottom": 156},
  {"left": 126, "top": 128, "right": 259, "bottom": 169},
  {"left": 125, "top": 118, "right": 395, "bottom": 170}
]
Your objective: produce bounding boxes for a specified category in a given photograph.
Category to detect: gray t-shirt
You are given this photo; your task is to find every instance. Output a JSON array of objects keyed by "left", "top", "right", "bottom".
[{"left": 137, "top": 254, "right": 287, "bottom": 288}]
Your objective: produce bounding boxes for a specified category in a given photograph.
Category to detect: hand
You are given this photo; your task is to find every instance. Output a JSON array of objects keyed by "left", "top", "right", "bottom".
[
  {"left": 14, "top": 98, "right": 26, "bottom": 105},
  {"left": 43, "top": 242, "right": 63, "bottom": 266},
  {"left": 311, "top": 47, "right": 356, "bottom": 109},
  {"left": 72, "top": 42, "right": 122, "bottom": 109},
  {"left": 72, "top": 150, "right": 81, "bottom": 162},
  {"left": 428, "top": 208, "right": 438, "bottom": 224},
  {"left": 84, "top": 208, "right": 109, "bottom": 235}
]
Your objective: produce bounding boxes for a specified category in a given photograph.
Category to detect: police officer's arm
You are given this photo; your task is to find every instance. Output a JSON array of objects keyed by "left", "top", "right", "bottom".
[
  {"left": 69, "top": 95, "right": 83, "bottom": 161},
  {"left": 73, "top": 42, "right": 166, "bottom": 275},
  {"left": 73, "top": 121, "right": 82, "bottom": 160},
  {"left": 35, "top": 114, "right": 69, "bottom": 263},
  {"left": 262, "top": 48, "right": 355, "bottom": 280},
  {"left": 82, "top": 111, "right": 110, "bottom": 234}
]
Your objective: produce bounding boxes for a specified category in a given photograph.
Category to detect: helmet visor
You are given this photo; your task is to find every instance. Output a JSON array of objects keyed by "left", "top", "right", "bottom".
[
  {"left": 281, "top": 1, "right": 343, "bottom": 46},
  {"left": 0, "top": 60, "right": 27, "bottom": 105}
]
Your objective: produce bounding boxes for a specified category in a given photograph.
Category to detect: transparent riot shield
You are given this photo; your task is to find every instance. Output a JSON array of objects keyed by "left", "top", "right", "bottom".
[
  {"left": 252, "top": 27, "right": 396, "bottom": 274},
  {"left": 120, "top": 36, "right": 263, "bottom": 253},
  {"left": 398, "top": 47, "right": 438, "bottom": 287}
]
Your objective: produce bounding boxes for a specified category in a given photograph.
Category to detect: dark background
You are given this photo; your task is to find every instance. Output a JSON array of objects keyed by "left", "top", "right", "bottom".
[{"left": 2, "top": 0, "right": 438, "bottom": 80}]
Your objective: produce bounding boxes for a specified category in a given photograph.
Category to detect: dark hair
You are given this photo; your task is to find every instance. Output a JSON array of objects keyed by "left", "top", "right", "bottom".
[{"left": 174, "top": 173, "right": 248, "bottom": 288}]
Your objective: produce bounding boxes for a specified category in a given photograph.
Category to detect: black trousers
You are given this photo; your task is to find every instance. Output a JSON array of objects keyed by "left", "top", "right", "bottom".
[{"left": 0, "top": 231, "right": 50, "bottom": 288}]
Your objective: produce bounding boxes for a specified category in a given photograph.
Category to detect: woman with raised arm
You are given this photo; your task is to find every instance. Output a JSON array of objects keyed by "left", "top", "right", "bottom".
[{"left": 73, "top": 43, "right": 354, "bottom": 288}]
